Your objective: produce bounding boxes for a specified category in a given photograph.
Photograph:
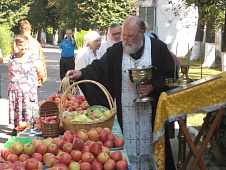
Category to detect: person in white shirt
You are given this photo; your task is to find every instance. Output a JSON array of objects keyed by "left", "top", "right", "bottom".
[
  {"left": 99, "top": 23, "right": 121, "bottom": 56},
  {"left": 75, "top": 31, "right": 101, "bottom": 70}
]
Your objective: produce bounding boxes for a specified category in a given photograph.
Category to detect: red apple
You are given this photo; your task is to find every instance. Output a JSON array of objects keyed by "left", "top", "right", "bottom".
[
  {"left": 36, "top": 143, "right": 47, "bottom": 155},
  {"left": 45, "top": 156, "right": 57, "bottom": 168},
  {"left": 73, "top": 138, "right": 84, "bottom": 151},
  {"left": 87, "top": 130, "right": 99, "bottom": 142},
  {"left": 90, "top": 143, "right": 102, "bottom": 156},
  {"left": 25, "top": 158, "right": 39, "bottom": 170},
  {"left": 23, "top": 143, "right": 35, "bottom": 155},
  {"left": 43, "top": 153, "right": 55, "bottom": 163},
  {"left": 82, "top": 145, "right": 90, "bottom": 154},
  {"left": 97, "top": 141, "right": 103, "bottom": 146},
  {"left": 63, "top": 132, "right": 74, "bottom": 143},
  {"left": 47, "top": 143, "right": 59, "bottom": 155},
  {"left": 103, "top": 140, "right": 114, "bottom": 148},
  {"left": 116, "top": 160, "right": 128, "bottom": 170},
  {"left": 32, "top": 139, "right": 43, "bottom": 147},
  {"left": 10, "top": 141, "right": 23, "bottom": 155},
  {"left": 70, "top": 150, "right": 82, "bottom": 161},
  {"left": 103, "top": 127, "right": 111, "bottom": 134},
  {"left": 47, "top": 96, "right": 54, "bottom": 101},
  {"left": 81, "top": 152, "right": 94, "bottom": 163},
  {"left": 63, "top": 142, "right": 73, "bottom": 153},
  {"left": 50, "top": 120, "right": 58, "bottom": 124},
  {"left": 80, "top": 162, "right": 91, "bottom": 170},
  {"left": 69, "top": 161, "right": 80, "bottom": 170},
  {"left": 101, "top": 146, "right": 111, "bottom": 155},
  {"left": 76, "top": 130, "right": 88, "bottom": 142},
  {"left": 85, "top": 140, "right": 95, "bottom": 147},
  {"left": 67, "top": 106, "right": 76, "bottom": 112},
  {"left": 3, "top": 151, "right": 12, "bottom": 160},
  {"left": 64, "top": 130, "right": 74, "bottom": 135},
  {"left": 103, "top": 159, "right": 116, "bottom": 170},
  {"left": 18, "top": 153, "right": 30, "bottom": 162},
  {"left": 6, "top": 153, "right": 18, "bottom": 163},
  {"left": 81, "top": 95, "right": 86, "bottom": 101},
  {"left": 53, "top": 138, "right": 63, "bottom": 148},
  {"left": 108, "top": 134, "right": 116, "bottom": 141},
  {"left": 58, "top": 152, "right": 72, "bottom": 165},
  {"left": 55, "top": 97, "right": 61, "bottom": 104},
  {"left": 114, "top": 137, "right": 124, "bottom": 147},
  {"left": 110, "top": 150, "right": 122, "bottom": 162},
  {"left": 99, "top": 130, "right": 109, "bottom": 142},
  {"left": 1, "top": 148, "right": 10, "bottom": 158},
  {"left": 91, "top": 161, "right": 103, "bottom": 170},
  {"left": 59, "top": 141, "right": 68, "bottom": 150},
  {"left": 97, "top": 152, "right": 109, "bottom": 164},
  {"left": 31, "top": 152, "right": 42, "bottom": 162},
  {"left": 95, "top": 127, "right": 103, "bottom": 134}
]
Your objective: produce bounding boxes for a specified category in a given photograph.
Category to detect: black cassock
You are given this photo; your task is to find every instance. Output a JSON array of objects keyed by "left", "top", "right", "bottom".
[{"left": 78, "top": 38, "right": 176, "bottom": 170}]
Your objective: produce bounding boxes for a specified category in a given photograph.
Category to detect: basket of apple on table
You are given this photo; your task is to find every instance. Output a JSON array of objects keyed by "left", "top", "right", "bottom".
[{"left": 59, "top": 80, "right": 117, "bottom": 134}]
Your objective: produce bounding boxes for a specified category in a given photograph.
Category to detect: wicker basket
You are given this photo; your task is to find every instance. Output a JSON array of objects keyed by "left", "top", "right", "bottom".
[
  {"left": 60, "top": 80, "right": 116, "bottom": 134},
  {"left": 39, "top": 101, "right": 60, "bottom": 138}
]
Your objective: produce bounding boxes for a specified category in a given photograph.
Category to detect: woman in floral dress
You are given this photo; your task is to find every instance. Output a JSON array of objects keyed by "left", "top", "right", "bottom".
[{"left": 8, "top": 35, "right": 44, "bottom": 135}]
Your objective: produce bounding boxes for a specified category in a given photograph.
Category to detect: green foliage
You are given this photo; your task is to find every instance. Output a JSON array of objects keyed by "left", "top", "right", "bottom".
[
  {"left": 74, "top": 30, "right": 90, "bottom": 49},
  {"left": 0, "top": 24, "right": 13, "bottom": 57},
  {"left": 0, "top": 1, "right": 31, "bottom": 28}
]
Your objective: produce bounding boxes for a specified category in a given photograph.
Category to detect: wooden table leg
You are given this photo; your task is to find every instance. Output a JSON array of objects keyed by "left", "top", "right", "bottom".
[
  {"left": 182, "top": 112, "right": 212, "bottom": 169},
  {"left": 177, "top": 119, "right": 206, "bottom": 170},
  {"left": 190, "top": 108, "right": 224, "bottom": 169}
]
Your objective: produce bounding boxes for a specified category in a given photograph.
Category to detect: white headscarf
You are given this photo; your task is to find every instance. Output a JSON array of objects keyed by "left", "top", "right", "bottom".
[{"left": 84, "top": 31, "right": 100, "bottom": 44}]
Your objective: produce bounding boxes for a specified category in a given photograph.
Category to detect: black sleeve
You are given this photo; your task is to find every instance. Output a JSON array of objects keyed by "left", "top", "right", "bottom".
[{"left": 149, "top": 38, "right": 175, "bottom": 100}]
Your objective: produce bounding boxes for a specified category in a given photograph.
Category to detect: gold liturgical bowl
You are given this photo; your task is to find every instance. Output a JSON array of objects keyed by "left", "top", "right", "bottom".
[{"left": 128, "top": 66, "right": 155, "bottom": 102}]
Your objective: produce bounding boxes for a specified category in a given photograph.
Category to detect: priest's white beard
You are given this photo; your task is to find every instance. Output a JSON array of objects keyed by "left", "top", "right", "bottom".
[{"left": 122, "top": 39, "right": 143, "bottom": 55}]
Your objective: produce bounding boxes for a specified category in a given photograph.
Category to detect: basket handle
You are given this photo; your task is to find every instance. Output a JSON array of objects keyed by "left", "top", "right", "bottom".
[{"left": 60, "top": 80, "right": 115, "bottom": 116}]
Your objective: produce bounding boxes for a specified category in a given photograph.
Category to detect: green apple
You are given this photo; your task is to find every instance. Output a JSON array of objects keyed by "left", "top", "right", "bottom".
[
  {"left": 69, "top": 161, "right": 80, "bottom": 170},
  {"left": 77, "top": 114, "right": 88, "bottom": 121},
  {"left": 103, "top": 110, "right": 111, "bottom": 117},
  {"left": 23, "top": 143, "right": 35, "bottom": 155}
]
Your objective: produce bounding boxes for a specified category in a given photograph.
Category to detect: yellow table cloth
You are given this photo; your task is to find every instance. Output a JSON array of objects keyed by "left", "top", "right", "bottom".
[{"left": 153, "top": 72, "right": 226, "bottom": 170}]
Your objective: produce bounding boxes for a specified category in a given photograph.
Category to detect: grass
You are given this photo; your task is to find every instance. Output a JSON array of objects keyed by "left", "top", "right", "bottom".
[{"left": 177, "top": 55, "right": 222, "bottom": 130}]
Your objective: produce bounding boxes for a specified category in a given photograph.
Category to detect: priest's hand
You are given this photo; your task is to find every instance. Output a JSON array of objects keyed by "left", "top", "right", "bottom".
[
  {"left": 66, "top": 70, "right": 82, "bottom": 80},
  {"left": 137, "top": 83, "right": 153, "bottom": 97}
]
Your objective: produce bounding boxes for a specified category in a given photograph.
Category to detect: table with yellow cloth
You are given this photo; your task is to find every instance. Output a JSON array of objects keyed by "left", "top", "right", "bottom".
[{"left": 153, "top": 72, "right": 226, "bottom": 169}]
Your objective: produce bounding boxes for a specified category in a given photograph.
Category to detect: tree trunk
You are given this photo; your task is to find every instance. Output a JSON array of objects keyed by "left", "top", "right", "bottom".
[
  {"left": 221, "top": 10, "right": 226, "bottom": 72},
  {"left": 190, "top": 7, "right": 205, "bottom": 61},
  {"left": 202, "top": 20, "right": 215, "bottom": 67}
]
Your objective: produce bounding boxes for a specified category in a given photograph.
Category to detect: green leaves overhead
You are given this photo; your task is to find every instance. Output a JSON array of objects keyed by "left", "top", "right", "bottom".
[{"left": 0, "top": 0, "right": 133, "bottom": 34}]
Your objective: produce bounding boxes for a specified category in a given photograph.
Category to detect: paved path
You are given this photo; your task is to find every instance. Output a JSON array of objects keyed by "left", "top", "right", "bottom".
[{"left": 0, "top": 45, "right": 222, "bottom": 169}]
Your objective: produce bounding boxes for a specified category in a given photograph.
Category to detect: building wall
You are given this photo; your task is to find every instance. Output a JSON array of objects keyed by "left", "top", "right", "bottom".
[{"left": 155, "top": 0, "right": 198, "bottom": 57}]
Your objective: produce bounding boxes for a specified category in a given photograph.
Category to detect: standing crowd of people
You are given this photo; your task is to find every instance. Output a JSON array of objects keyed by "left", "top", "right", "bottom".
[{"left": 1, "top": 12, "right": 180, "bottom": 169}]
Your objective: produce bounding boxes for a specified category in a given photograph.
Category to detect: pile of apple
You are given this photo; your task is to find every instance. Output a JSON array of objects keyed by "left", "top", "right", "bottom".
[
  {"left": 46, "top": 93, "right": 89, "bottom": 112},
  {"left": 0, "top": 127, "right": 127, "bottom": 170}
]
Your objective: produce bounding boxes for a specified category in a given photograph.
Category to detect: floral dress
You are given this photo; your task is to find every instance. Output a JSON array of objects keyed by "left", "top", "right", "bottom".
[{"left": 8, "top": 52, "right": 38, "bottom": 124}]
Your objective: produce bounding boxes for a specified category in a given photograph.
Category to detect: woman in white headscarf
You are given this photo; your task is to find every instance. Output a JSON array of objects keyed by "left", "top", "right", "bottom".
[
  {"left": 99, "top": 23, "right": 121, "bottom": 56},
  {"left": 75, "top": 31, "right": 101, "bottom": 70}
]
